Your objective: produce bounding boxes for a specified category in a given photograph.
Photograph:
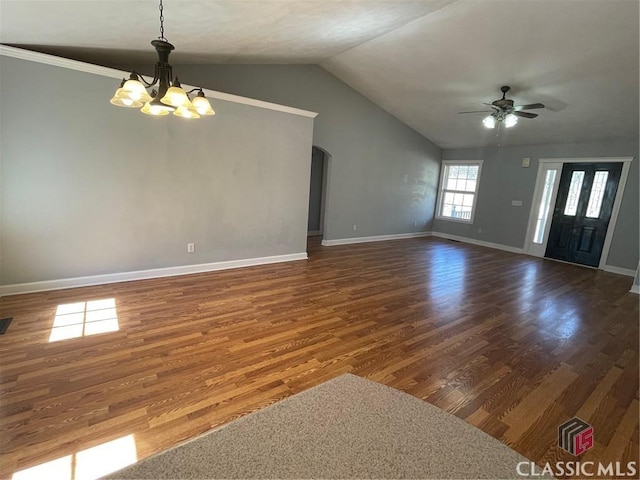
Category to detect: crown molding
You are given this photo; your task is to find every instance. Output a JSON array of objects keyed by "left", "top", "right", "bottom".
[{"left": 0, "top": 44, "right": 318, "bottom": 119}]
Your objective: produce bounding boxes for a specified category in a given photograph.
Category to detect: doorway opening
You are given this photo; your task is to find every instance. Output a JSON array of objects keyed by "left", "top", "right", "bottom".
[
  {"left": 307, "top": 146, "right": 329, "bottom": 254},
  {"left": 523, "top": 157, "right": 632, "bottom": 269}
]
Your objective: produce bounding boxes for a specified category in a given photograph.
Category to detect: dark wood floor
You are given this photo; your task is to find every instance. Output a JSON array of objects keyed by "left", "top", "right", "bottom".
[{"left": 1, "top": 237, "right": 638, "bottom": 479}]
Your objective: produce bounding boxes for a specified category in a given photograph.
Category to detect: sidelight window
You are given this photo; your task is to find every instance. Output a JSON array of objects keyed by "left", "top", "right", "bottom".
[{"left": 533, "top": 169, "right": 557, "bottom": 244}]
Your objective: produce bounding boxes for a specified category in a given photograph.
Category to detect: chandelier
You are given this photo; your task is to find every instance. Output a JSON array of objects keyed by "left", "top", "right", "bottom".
[{"left": 109, "top": 0, "right": 215, "bottom": 118}]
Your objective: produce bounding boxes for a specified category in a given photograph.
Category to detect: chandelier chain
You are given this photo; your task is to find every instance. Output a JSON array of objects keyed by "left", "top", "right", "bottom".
[{"left": 158, "top": 0, "right": 166, "bottom": 41}]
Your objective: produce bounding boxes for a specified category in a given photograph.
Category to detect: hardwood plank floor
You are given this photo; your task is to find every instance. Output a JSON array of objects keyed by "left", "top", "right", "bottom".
[{"left": 1, "top": 237, "right": 638, "bottom": 479}]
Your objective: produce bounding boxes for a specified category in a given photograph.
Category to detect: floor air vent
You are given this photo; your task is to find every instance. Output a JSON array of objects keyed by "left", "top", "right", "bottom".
[{"left": 0, "top": 317, "right": 13, "bottom": 335}]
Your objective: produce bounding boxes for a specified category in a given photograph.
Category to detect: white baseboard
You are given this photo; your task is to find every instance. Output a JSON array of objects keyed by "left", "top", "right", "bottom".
[
  {"left": 430, "top": 232, "right": 524, "bottom": 254},
  {"left": 321, "top": 231, "right": 431, "bottom": 247},
  {"left": 601, "top": 265, "right": 636, "bottom": 277},
  {"left": 0, "top": 252, "right": 308, "bottom": 297},
  {"left": 630, "top": 285, "right": 640, "bottom": 294},
  {"left": 431, "top": 232, "right": 637, "bottom": 277}
]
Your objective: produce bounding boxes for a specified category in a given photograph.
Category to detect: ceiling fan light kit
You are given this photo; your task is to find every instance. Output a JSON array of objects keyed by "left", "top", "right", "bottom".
[
  {"left": 109, "top": 0, "right": 215, "bottom": 119},
  {"left": 461, "top": 86, "right": 545, "bottom": 130},
  {"left": 482, "top": 115, "right": 496, "bottom": 129}
]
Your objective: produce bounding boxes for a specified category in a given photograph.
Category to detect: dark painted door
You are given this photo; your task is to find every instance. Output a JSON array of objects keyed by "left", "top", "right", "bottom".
[{"left": 545, "top": 162, "right": 622, "bottom": 267}]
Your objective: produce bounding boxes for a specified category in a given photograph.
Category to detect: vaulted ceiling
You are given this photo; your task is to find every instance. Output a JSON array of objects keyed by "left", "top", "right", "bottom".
[{"left": 1, "top": 0, "right": 638, "bottom": 149}]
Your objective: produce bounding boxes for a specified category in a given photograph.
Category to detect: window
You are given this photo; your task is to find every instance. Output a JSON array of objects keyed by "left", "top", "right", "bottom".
[
  {"left": 436, "top": 160, "right": 483, "bottom": 223},
  {"left": 563, "top": 170, "right": 585, "bottom": 216},
  {"left": 533, "top": 169, "right": 557, "bottom": 244},
  {"left": 585, "top": 171, "right": 609, "bottom": 218}
]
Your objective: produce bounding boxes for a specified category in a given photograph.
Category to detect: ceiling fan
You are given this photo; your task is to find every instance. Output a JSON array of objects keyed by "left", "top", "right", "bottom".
[{"left": 459, "top": 86, "right": 545, "bottom": 129}]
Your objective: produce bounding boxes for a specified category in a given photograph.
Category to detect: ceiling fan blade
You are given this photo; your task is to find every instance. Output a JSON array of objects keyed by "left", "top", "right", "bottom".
[
  {"left": 514, "top": 111, "right": 538, "bottom": 119},
  {"left": 458, "top": 110, "right": 492, "bottom": 114},
  {"left": 515, "top": 103, "right": 545, "bottom": 111}
]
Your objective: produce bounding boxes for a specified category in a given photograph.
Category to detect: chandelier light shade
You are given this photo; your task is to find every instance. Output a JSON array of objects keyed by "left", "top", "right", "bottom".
[
  {"left": 141, "top": 100, "right": 171, "bottom": 116},
  {"left": 192, "top": 91, "right": 216, "bottom": 116},
  {"left": 161, "top": 79, "right": 190, "bottom": 108},
  {"left": 109, "top": 84, "right": 143, "bottom": 108},
  {"left": 173, "top": 102, "right": 201, "bottom": 119},
  {"left": 122, "top": 77, "right": 153, "bottom": 103},
  {"left": 110, "top": 0, "right": 215, "bottom": 119}
]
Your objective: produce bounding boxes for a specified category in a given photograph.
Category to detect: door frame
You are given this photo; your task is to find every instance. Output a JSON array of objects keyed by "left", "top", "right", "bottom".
[{"left": 523, "top": 156, "right": 633, "bottom": 270}]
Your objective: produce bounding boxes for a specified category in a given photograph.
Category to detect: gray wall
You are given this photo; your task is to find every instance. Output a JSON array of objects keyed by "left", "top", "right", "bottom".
[
  {"left": 150, "top": 65, "right": 443, "bottom": 240},
  {"left": 434, "top": 141, "right": 639, "bottom": 270},
  {"left": 0, "top": 56, "right": 314, "bottom": 285},
  {"left": 307, "top": 147, "right": 324, "bottom": 233}
]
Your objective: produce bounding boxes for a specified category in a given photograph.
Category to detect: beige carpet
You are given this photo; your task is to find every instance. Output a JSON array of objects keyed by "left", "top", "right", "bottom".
[{"left": 107, "top": 373, "right": 535, "bottom": 479}]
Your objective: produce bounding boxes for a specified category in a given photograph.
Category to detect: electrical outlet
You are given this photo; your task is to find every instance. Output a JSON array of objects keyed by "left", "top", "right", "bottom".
[
  {"left": 477, "top": 228, "right": 482, "bottom": 234},
  {"left": 352, "top": 224, "right": 357, "bottom": 231},
  {"left": 414, "top": 220, "right": 418, "bottom": 227},
  {"left": 187, "top": 243, "right": 195, "bottom": 253}
]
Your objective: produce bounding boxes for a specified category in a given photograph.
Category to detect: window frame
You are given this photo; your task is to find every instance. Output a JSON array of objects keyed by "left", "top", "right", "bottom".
[{"left": 435, "top": 160, "right": 484, "bottom": 224}]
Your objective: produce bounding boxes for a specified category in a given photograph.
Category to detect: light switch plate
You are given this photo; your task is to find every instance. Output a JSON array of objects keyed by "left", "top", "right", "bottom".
[{"left": 522, "top": 157, "right": 531, "bottom": 168}]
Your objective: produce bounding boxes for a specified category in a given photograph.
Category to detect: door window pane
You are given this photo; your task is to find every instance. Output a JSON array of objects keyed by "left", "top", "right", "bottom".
[
  {"left": 563, "top": 171, "right": 584, "bottom": 216},
  {"left": 585, "top": 171, "right": 609, "bottom": 218},
  {"left": 533, "top": 169, "right": 557, "bottom": 244}
]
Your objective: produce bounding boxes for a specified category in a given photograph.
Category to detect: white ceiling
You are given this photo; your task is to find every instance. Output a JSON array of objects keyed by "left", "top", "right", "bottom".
[{"left": 1, "top": 0, "right": 638, "bottom": 149}]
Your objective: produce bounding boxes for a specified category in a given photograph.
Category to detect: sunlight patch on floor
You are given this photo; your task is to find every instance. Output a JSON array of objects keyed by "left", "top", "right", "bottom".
[
  {"left": 12, "top": 434, "right": 137, "bottom": 480},
  {"left": 49, "top": 298, "right": 119, "bottom": 342}
]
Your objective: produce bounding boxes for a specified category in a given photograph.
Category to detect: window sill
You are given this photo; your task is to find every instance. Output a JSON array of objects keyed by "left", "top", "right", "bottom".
[{"left": 435, "top": 216, "right": 474, "bottom": 224}]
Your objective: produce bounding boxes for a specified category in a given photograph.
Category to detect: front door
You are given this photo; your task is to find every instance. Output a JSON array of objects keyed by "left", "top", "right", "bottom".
[{"left": 545, "top": 162, "right": 622, "bottom": 267}]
